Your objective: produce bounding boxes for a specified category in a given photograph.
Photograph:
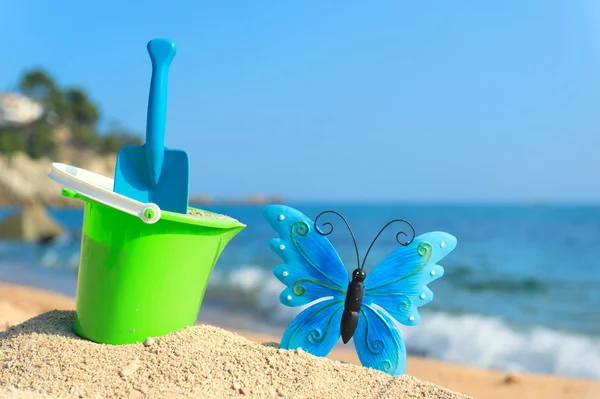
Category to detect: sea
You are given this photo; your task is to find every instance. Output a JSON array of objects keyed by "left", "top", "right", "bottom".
[{"left": 1, "top": 203, "right": 599, "bottom": 380}]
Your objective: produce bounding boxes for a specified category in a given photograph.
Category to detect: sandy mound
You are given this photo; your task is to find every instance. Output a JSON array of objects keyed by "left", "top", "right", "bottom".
[{"left": 0, "top": 311, "right": 469, "bottom": 399}]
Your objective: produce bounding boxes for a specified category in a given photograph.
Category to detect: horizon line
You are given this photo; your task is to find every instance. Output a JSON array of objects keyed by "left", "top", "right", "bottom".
[{"left": 190, "top": 197, "right": 600, "bottom": 206}]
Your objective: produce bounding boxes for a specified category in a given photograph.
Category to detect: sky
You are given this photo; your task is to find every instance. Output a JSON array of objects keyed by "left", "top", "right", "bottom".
[{"left": 1, "top": 0, "right": 599, "bottom": 202}]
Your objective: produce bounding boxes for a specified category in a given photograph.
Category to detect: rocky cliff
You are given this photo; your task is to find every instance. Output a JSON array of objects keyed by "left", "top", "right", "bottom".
[{"left": 0, "top": 152, "right": 117, "bottom": 207}]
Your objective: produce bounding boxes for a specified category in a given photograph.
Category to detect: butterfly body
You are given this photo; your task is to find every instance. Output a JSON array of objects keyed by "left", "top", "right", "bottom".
[
  {"left": 341, "top": 268, "right": 366, "bottom": 343},
  {"left": 264, "top": 205, "right": 456, "bottom": 376}
]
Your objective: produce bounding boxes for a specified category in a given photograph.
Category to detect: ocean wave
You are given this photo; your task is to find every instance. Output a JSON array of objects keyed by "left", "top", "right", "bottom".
[
  {"left": 455, "top": 277, "right": 547, "bottom": 293},
  {"left": 401, "top": 312, "right": 600, "bottom": 380},
  {"left": 207, "top": 265, "right": 294, "bottom": 322},
  {"left": 442, "top": 265, "right": 548, "bottom": 293}
]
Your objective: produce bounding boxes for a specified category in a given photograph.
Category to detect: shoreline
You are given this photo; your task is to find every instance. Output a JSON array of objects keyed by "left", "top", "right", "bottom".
[{"left": 1, "top": 282, "right": 600, "bottom": 398}]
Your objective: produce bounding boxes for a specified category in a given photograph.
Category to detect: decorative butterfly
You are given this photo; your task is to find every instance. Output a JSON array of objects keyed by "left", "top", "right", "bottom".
[{"left": 263, "top": 205, "right": 457, "bottom": 376}]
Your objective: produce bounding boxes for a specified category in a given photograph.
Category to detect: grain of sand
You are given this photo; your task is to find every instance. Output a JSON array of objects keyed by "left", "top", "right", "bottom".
[{"left": 0, "top": 311, "right": 469, "bottom": 399}]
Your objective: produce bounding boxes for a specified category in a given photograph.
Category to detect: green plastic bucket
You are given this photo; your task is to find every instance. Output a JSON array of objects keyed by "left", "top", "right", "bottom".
[{"left": 63, "top": 188, "right": 245, "bottom": 345}]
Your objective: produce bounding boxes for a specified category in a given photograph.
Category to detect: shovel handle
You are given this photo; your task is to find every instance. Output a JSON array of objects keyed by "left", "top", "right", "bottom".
[{"left": 145, "top": 38, "right": 176, "bottom": 186}]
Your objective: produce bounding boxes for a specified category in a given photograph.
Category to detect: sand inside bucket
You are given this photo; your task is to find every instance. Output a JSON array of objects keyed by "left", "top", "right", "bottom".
[{"left": 187, "top": 209, "right": 239, "bottom": 222}]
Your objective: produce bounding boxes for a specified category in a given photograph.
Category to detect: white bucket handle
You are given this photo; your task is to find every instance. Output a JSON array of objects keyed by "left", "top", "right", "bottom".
[{"left": 48, "top": 162, "right": 161, "bottom": 224}]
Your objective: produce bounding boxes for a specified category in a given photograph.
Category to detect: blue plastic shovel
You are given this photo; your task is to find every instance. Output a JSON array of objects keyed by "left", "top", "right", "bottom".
[{"left": 113, "top": 38, "right": 190, "bottom": 214}]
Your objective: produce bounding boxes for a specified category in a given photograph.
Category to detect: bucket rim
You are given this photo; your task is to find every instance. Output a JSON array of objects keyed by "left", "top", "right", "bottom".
[{"left": 63, "top": 188, "right": 246, "bottom": 230}]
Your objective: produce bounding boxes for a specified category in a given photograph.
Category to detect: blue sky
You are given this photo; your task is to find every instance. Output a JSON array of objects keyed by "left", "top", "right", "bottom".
[{"left": 1, "top": 0, "right": 599, "bottom": 202}]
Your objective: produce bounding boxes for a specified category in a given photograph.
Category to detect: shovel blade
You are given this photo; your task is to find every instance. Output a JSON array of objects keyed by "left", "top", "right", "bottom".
[{"left": 114, "top": 145, "right": 190, "bottom": 214}]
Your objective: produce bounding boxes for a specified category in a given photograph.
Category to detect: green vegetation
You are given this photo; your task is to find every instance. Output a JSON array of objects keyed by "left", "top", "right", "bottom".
[{"left": 0, "top": 69, "right": 142, "bottom": 159}]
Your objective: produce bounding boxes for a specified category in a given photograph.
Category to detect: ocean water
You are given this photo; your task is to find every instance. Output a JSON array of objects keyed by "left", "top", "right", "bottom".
[{"left": 1, "top": 203, "right": 599, "bottom": 380}]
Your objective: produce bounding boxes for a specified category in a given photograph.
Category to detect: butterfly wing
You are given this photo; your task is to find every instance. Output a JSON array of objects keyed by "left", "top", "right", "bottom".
[
  {"left": 264, "top": 205, "right": 349, "bottom": 356},
  {"left": 280, "top": 298, "right": 345, "bottom": 356},
  {"left": 264, "top": 205, "right": 349, "bottom": 306},
  {"left": 353, "top": 303, "right": 406, "bottom": 376},
  {"left": 364, "top": 232, "right": 457, "bottom": 326}
]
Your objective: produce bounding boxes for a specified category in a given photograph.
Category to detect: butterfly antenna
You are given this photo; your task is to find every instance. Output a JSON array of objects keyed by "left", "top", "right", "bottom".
[
  {"left": 314, "top": 210, "right": 361, "bottom": 271},
  {"left": 361, "top": 219, "right": 416, "bottom": 270}
]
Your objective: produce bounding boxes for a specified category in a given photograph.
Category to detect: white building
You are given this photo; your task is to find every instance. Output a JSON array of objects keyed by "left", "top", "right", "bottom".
[{"left": 0, "top": 92, "right": 45, "bottom": 127}]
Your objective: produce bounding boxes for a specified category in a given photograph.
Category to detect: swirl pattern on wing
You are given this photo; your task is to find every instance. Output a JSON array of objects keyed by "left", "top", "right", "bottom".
[
  {"left": 353, "top": 303, "right": 405, "bottom": 375},
  {"left": 364, "top": 232, "right": 457, "bottom": 326},
  {"left": 367, "top": 241, "right": 432, "bottom": 292},
  {"left": 280, "top": 298, "right": 345, "bottom": 357},
  {"left": 264, "top": 205, "right": 349, "bottom": 307}
]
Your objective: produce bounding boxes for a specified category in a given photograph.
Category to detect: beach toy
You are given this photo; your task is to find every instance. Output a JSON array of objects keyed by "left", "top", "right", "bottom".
[
  {"left": 48, "top": 162, "right": 245, "bottom": 344},
  {"left": 46, "top": 38, "right": 246, "bottom": 345},
  {"left": 114, "top": 38, "right": 190, "bottom": 214},
  {"left": 264, "top": 205, "right": 456, "bottom": 376}
]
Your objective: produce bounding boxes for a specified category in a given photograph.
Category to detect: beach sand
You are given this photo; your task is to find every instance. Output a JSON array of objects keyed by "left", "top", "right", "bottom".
[{"left": 1, "top": 283, "right": 599, "bottom": 399}]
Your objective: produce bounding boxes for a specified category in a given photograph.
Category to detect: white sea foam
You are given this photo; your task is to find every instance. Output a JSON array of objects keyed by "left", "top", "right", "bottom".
[{"left": 401, "top": 312, "right": 600, "bottom": 380}]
